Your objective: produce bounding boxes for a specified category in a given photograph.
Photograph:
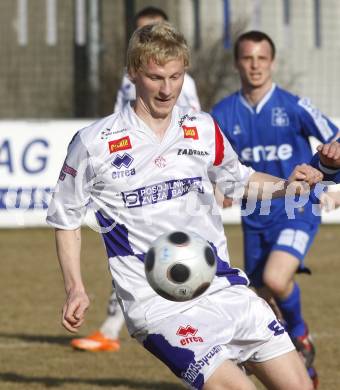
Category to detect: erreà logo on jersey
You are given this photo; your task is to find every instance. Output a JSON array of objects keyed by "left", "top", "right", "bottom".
[
  {"left": 176, "top": 325, "right": 204, "bottom": 346},
  {"left": 108, "top": 136, "right": 132, "bottom": 154},
  {"left": 182, "top": 125, "right": 199, "bottom": 140}
]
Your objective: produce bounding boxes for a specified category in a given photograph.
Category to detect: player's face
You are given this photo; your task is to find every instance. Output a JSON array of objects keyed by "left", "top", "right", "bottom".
[
  {"left": 131, "top": 58, "right": 185, "bottom": 119},
  {"left": 235, "top": 39, "right": 274, "bottom": 91}
]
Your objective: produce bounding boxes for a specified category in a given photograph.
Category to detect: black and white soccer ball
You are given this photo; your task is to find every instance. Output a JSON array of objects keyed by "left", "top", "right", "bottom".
[{"left": 145, "top": 230, "right": 217, "bottom": 302}]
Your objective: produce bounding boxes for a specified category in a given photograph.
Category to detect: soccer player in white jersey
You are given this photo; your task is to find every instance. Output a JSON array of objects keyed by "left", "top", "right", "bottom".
[
  {"left": 47, "top": 22, "right": 321, "bottom": 389},
  {"left": 211, "top": 31, "right": 340, "bottom": 388},
  {"left": 70, "top": 6, "right": 201, "bottom": 353}
]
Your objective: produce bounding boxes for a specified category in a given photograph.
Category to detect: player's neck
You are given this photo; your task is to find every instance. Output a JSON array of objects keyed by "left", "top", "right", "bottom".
[
  {"left": 133, "top": 102, "right": 172, "bottom": 140},
  {"left": 241, "top": 82, "right": 273, "bottom": 107}
]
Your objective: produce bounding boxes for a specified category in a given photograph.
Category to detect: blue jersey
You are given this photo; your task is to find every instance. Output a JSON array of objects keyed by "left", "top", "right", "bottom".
[{"left": 212, "top": 84, "right": 339, "bottom": 229}]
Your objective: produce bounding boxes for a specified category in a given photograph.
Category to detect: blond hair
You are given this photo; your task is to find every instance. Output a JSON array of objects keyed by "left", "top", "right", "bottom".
[{"left": 127, "top": 22, "right": 190, "bottom": 73}]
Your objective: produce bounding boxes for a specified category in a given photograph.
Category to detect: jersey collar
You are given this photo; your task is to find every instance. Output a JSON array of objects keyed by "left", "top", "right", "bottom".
[
  {"left": 122, "top": 102, "right": 180, "bottom": 141},
  {"left": 239, "top": 83, "right": 276, "bottom": 114}
]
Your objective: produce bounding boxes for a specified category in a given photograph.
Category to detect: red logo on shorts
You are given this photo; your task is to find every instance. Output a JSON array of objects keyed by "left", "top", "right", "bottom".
[
  {"left": 177, "top": 325, "right": 198, "bottom": 337},
  {"left": 108, "top": 136, "right": 132, "bottom": 154},
  {"left": 177, "top": 325, "right": 203, "bottom": 346},
  {"left": 182, "top": 126, "right": 199, "bottom": 140}
]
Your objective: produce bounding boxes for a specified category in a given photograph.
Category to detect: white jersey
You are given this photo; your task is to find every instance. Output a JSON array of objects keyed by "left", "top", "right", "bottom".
[
  {"left": 114, "top": 72, "right": 201, "bottom": 113},
  {"left": 47, "top": 104, "right": 254, "bottom": 335}
]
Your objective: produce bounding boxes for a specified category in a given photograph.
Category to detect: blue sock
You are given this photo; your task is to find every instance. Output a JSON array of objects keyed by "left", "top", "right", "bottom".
[{"left": 276, "top": 282, "right": 306, "bottom": 338}]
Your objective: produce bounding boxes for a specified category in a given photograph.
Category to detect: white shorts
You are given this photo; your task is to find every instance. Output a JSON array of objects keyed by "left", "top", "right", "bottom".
[{"left": 135, "top": 285, "right": 294, "bottom": 390}]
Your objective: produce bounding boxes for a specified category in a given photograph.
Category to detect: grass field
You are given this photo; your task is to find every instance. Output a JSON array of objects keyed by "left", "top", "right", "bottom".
[{"left": 1, "top": 225, "right": 339, "bottom": 389}]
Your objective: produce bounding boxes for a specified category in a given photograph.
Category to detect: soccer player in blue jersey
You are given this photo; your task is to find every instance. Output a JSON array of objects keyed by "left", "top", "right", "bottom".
[{"left": 211, "top": 30, "right": 340, "bottom": 388}]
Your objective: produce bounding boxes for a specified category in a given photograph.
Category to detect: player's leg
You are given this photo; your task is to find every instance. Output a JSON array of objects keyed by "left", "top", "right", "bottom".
[
  {"left": 203, "top": 360, "right": 256, "bottom": 390},
  {"left": 100, "top": 288, "right": 125, "bottom": 339},
  {"left": 243, "top": 224, "right": 318, "bottom": 387},
  {"left": 262, "top": 250, "right": 302, "bottom": 334},
  {"left": 246, "top": 350, "right": 313, "bottom": 390},
  {"left": 70, "top": 287, "right": 123, "bottom": 352},
  {"left": 256, "top": 285, "right": 283, "bottom": 321},
  {"left": 262, "top": 222, "right": 319, "bottom": 387}
]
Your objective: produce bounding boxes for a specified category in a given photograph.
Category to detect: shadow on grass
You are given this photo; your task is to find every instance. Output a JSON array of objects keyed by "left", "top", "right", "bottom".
[
  {"left": 0, "top": 332, "right": 72, "bottom": 346},
  {"left": 0, "top": 372, "right": 184, "bottom": 389}
]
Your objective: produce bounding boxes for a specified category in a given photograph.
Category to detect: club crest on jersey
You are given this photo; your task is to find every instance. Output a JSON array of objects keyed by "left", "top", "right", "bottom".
[
  {"left": 154, "top": 155, "right": 167, "bottom": 168},
  {"left": 176, "top": 325, "right": 203, "bottom": 346},
  {"left": 108, "top": 136, "right": 132, "bottom": 154},
  {"left": 182, "top": 125, "right": 199, "bottom": 140},
  {"left": 272, "top": 107, "right": 289, "bottom": 127}
]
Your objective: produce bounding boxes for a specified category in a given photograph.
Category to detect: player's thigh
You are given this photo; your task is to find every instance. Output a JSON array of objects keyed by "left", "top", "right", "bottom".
[
  {"left": 246, "top": 350, "right": 313, "bottom": 390},
  {"left": 203, "top": 360, "right": 256, "bottom": 390}
]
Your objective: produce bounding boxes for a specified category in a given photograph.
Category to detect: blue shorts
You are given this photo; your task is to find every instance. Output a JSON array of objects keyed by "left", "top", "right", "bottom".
[{"left": 243, "top": 220, "right": 319, "bottom": 288}]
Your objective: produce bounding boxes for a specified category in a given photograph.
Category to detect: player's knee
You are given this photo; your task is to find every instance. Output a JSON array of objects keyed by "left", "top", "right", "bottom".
[
  {"left": 203, "top": 380, "right": 256, "bottom": 390},
  {"left": 289, "top": 376, "right": 314, "bottom": 390},
  {"left": 263, "top": 273, "right": 288, "bottom": 297}
]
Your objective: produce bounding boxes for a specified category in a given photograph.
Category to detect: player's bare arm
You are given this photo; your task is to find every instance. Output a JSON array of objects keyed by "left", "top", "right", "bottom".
[
  {"left": 55, "top": 228, "right": 90, "bottom": 333},
  {"left": 245, "top": 164, "right": 323, "bottom": 200}
]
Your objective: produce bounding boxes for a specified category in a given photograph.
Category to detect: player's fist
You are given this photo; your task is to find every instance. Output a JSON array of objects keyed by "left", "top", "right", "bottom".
[
  {"left": 287, "top": 164, "right": 323, "bottom": 195},
  {"left": 62, "top": 289, "right": 90, "bottom": 333},
  {"left": 317, "top": 141, "right": 340, "bottom": 168},
  {"left": 222, "top": 197, "right": 234, "bottom": 208},
  {"left": 288, "top": 164, "right": 323, "bottom": 186},
  {"left": 320, "top": 191, "right": 340, "bottom": 211}
]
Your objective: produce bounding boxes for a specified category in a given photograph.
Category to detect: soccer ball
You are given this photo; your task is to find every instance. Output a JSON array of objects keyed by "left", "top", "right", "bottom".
[{"left": 145, "top": 230, "right": 217, "bottom": 302}]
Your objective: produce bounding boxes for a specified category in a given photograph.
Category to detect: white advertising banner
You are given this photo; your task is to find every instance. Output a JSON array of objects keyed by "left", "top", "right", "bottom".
[
  {"left": 0, "top": 120, "right": 91, "bottom": 227},
  {"left": 0, "top": 120, "right": 339, "bottom": 228}
]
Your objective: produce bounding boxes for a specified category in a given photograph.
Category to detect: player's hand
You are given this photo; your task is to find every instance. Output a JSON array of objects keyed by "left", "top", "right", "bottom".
[
  {"left": 320, "top": 191, "right": 340, "bottom": 211},
  {"left": 317, "top": 141, "right": 340, "bottom": 168},
  {"left": 287, "top": 164, "right": 323, "bottom": 194},
  {"left": 222, "top": 197, "right": 234, "bottom": 208},
  {"left": 62, "top": 289, "right": 90, "bottom": 333}
]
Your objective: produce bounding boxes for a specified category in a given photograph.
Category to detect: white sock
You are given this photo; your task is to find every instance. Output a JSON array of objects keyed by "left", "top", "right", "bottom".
[{"left": 100, "top": 304, "right": 125, "bottom": 339}]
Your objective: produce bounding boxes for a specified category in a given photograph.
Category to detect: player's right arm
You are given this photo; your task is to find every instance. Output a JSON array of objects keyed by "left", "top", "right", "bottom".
[
  {"left": 55, "top": 227, "right": 90, "bottom": 332},
  {"left": 47, "top": 130, "right": 95, "bottom": 332}
]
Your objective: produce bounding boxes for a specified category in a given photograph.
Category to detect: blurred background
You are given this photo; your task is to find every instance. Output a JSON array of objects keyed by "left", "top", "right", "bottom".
[{"left": 1, "top": 0, "right": 340, "bottom": 117}]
